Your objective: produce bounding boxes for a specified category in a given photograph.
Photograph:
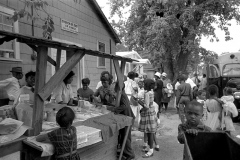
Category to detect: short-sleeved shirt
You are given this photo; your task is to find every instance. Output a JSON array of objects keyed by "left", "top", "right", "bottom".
[
  {"left": 0, "top": 77, "right": 20, "bottom": 100},
  {"left": 176, "top": 82, "right": 192, "bottom": 103},
  {"left": 77, "top": 87, "right": 94, "bottom": 101},
  {"left": 124, "top": 78, "right": 138, "bottom": 97},
  {"left": 47, "top": 126, "right": 80, "bottom": 160},
  {"left": 52, "top": 83, "right": 74, "bottom": 104}
]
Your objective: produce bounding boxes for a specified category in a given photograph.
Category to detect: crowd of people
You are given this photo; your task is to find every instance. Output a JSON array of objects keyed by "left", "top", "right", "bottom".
[{"left": 0, "top": 67, "right": 239, "bottom": 160}]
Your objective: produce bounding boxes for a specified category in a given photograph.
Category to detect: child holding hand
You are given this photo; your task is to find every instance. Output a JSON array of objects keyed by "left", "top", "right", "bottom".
[
  {"left": 138, "top": 79, "right": 157, "bottom": 158},
  {"left": 36, "top": 107, "right": 80, "bottom": 160}
]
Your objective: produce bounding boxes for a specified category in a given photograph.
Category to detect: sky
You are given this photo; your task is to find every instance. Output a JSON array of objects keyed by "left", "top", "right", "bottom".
[{"left": 96, "top": 0, "right": 240, "bottom": 55}]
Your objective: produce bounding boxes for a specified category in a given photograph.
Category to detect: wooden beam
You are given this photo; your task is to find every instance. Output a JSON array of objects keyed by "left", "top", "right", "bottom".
[
  {"left": 26, "top": 44, "right": 38, "bottom": 52},
  {"left": 38, "top": 50, "right": 85, "bottom": 101},
  {"left": 47, "top": 56, "right": 56, "bottom": 66},
  {"left": 32, "top": 46, "right": 48, "bottom": 135},
  {"left": 113, "top": 59, "right": 125, "bottom": 107},
  {"left": 55, "top": 49, "right": 61, "bottom": 71}
]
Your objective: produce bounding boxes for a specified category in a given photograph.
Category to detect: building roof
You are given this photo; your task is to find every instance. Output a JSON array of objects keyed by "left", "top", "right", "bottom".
[
  {"left": 132, "top": 59, "right": 151, "bottom": 64},
  {"left": 116, "top": 51, "right": 142, "bottom": 59},
  {"left": 88, "top": 0, "right": 121, "bottom": 43},
  {"left": 0, "top": 30, "right": 135, "bottom": 62}
]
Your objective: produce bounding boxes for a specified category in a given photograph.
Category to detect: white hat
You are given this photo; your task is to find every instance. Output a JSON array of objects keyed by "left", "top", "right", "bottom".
[
  {"left": 154, "top": 72, "right": 161, "bottom": 78},
  {"left": 162, "top": 72, "right": 167, "bottom": 77}
]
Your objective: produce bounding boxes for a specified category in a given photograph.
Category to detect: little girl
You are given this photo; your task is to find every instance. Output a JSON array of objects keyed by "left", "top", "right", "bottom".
[
  {"left": 220, "top": 88, "right": 238, "bottom": 135},
  {"left": 139, "top": 79, "right": 157, "bottom": 158},
  {"left": 37, "top": 107, "right": 80, "bottom": 160},
  {"left": 204, "top": 85, "right": 222, "bottom": 131}
]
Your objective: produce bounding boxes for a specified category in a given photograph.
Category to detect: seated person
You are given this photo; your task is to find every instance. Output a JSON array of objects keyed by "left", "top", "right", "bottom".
[
  {"left": 77, "top": 78, "right": 94, "bottom": 102},
  {"left": 52, "top": 71, "right": 75, "bottom": 106},
  {"left": 93, "top": 73, "right": 116, "bottom": 106},
  {"left": 14, "top": 71, "right": 35, "bottom": 127}
]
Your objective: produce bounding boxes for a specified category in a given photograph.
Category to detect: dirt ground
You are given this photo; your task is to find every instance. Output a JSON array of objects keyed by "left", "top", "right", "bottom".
[
  {"left": 131, "top": 100, "right": 184, "bottom": 160},
  {"left": 130, "top": 99, "right": 240, "bottom": 160}
]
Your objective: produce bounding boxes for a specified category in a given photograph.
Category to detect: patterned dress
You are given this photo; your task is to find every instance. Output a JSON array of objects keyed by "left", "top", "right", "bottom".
[
  {"left": 138, "top": 90, "right": 157, "bottom": 133},
  {"left": 47, "top": 126, "right": 80, "bottom": 160}
]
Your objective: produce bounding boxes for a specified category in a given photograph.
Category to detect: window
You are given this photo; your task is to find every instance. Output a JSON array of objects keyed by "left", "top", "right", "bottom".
[
  {"left": 209, "top": 66, "right": 218, "bottom": 78},
  {"left": 223, "top": 64, "right": 240, "bottom": 76},
  {"left": 97, "top": 41, "right": 106, "bottom": 67},
  {"left": 0, "top": 6, "right": 19, "bottom": 60}
]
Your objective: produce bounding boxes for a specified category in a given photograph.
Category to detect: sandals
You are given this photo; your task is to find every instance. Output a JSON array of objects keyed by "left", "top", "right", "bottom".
[{"left": 142, "top": 152, "right": 154, "bottom": 158}]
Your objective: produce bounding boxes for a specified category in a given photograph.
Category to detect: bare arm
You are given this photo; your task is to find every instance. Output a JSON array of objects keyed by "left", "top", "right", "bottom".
[{"left": 36, "top": 133, "right": 49, "bottom": 142}]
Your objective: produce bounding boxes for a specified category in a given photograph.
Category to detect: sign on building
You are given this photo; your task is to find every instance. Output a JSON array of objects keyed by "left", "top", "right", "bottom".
[{"left": 61, "top": 19, "right": 78, "bottom": 33}]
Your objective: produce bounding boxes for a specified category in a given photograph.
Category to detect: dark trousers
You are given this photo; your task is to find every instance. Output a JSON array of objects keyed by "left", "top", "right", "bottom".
[
  {"left": 178, "top": 96, "right": 190, "bottom": 124},
  {"left": 118, "top": 126, "right": 135, "bottom": 158}
]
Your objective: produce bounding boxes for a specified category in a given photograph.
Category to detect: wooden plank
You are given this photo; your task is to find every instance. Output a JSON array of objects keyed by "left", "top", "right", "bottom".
[
  {"left": 0, "top": 136, "right": 26, "bottom": 158},
  {"left": 26, "top": 44, "right": 38, "bottom": 52},
  {"left": 32, "top": 46, "right": 48, "bottom": 135},
  {"left": 38, "top": 50, "right": 85, "bottom": 101},
  {"left": 47, "top": 56, "right": 56, "bottom": 66},
  {"left": 55, "top": 49, "right": 61, "bottom": 71}
]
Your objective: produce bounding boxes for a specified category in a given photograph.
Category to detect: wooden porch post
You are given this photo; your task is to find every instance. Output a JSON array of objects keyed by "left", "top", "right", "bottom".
[
  {"left": 55, "top": 49, "right": 61, "bottom": 71},
  {"left": 113, "top": 59, "right": 126, "bottom": 107},
  {"left": 32, "top": 46, "right": 48, "bottom": 135}
]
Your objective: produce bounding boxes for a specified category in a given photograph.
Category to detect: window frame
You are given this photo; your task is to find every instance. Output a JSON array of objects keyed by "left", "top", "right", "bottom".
[
  {"left": 97, "top": 40, "right": 106, "bottom": 68},
  {"left": 0, "top": 5, "right": 20, "bottom": 61}
]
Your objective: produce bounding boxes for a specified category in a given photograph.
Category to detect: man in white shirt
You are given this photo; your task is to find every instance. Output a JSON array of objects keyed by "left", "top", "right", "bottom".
[{"left": 0, "top": 67, "right": 23, "bottom": 105}]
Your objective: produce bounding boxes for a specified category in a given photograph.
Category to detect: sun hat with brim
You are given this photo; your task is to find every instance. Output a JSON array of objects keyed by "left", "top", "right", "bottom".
[
  {"left": 162, "top": 72, "right": 167, "bottom": 77},
  {"left": 154, "top": 72, "right": 161, "bottom": 78},
  {"left": 10, "top": 67, "right": 23, "bottom": 73}
]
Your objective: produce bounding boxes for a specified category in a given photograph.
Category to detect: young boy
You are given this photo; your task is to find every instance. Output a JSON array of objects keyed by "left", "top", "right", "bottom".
[
  {"left": 177, "top": 100, "right": 211, "bottom": 144},
  {"left": 113, "top": 83, "right": 135, "bottom": 160}
]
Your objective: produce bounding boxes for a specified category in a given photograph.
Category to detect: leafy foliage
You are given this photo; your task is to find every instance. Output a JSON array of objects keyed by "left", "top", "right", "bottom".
[
  {"left": 109, "top": 0, "right": 240, "bottom": 80},
  {"left": 11, "top": 0, "right": 54, "bottom": 39}
]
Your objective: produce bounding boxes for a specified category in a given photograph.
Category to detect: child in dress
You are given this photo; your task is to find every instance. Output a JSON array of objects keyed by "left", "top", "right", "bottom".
[
  {"left": 196, "top": 90, "right": 207, "bottom": 122},
  {"left": 204, "top": 85, "right": 222, "bottom": 131},
  {"left": 220, "top": 88, "right": 238, "bottom": 135},
  {"left": 36, "top": 107, "right": 80, "bottom": 160},
  {"left": 139, "top": 79, "right": 157, "bottom": 158}
]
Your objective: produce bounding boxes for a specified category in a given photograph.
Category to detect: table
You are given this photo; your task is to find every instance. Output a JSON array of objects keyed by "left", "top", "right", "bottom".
[
  {"left": 0, "top": 136, "right": 27, "bottom": 160},
  {"left": 23, "top": 113, "right": 132, "bottom": 160}
]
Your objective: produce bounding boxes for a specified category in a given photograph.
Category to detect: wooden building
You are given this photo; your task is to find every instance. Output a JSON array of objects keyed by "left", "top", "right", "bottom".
[{"left": 0, "top": 0, "right": 119, "bottom": 99}]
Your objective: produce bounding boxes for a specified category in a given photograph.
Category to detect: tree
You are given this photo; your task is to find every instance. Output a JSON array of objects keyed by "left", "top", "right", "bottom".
[{"left": 109, "top": 0, "right": 240, "bottom": 81}]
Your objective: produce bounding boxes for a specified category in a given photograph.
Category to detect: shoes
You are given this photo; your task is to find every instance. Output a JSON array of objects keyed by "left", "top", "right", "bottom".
[
  {"left": 142, "top": 151, "right": 154, "bottom": 158},
  {"left": 142, "top": 145, "right": 148, "bottom": 152},
  {"left": 155, "top": 147, "right": 160, "bottom": 151}
]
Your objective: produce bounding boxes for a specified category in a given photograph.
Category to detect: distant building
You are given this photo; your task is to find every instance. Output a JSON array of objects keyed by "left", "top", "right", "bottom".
[{"left": 116, "top": 51, "right": 151, "bottom": 75}]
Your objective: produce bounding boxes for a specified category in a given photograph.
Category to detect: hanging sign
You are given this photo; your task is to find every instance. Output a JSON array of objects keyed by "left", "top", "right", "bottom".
[{"left": 61, "top": 19, "right": 78, "bottom": 33}]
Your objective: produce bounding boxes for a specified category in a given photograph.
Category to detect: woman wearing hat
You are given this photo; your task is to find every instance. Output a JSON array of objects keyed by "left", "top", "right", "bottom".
[
  {"left": 161, "top": 72, "right": 173, "bottom": 112},
  {"left": 0, "top": 67, "right": 23, "bottom": 106},
  {"left": 154, "top": 72, "right": 163, "bottom": 116}
]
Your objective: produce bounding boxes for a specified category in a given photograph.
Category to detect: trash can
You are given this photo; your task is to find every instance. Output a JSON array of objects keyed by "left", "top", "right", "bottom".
[{"left": 184, "top": 132, "right": 240, "bottom": 160}]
